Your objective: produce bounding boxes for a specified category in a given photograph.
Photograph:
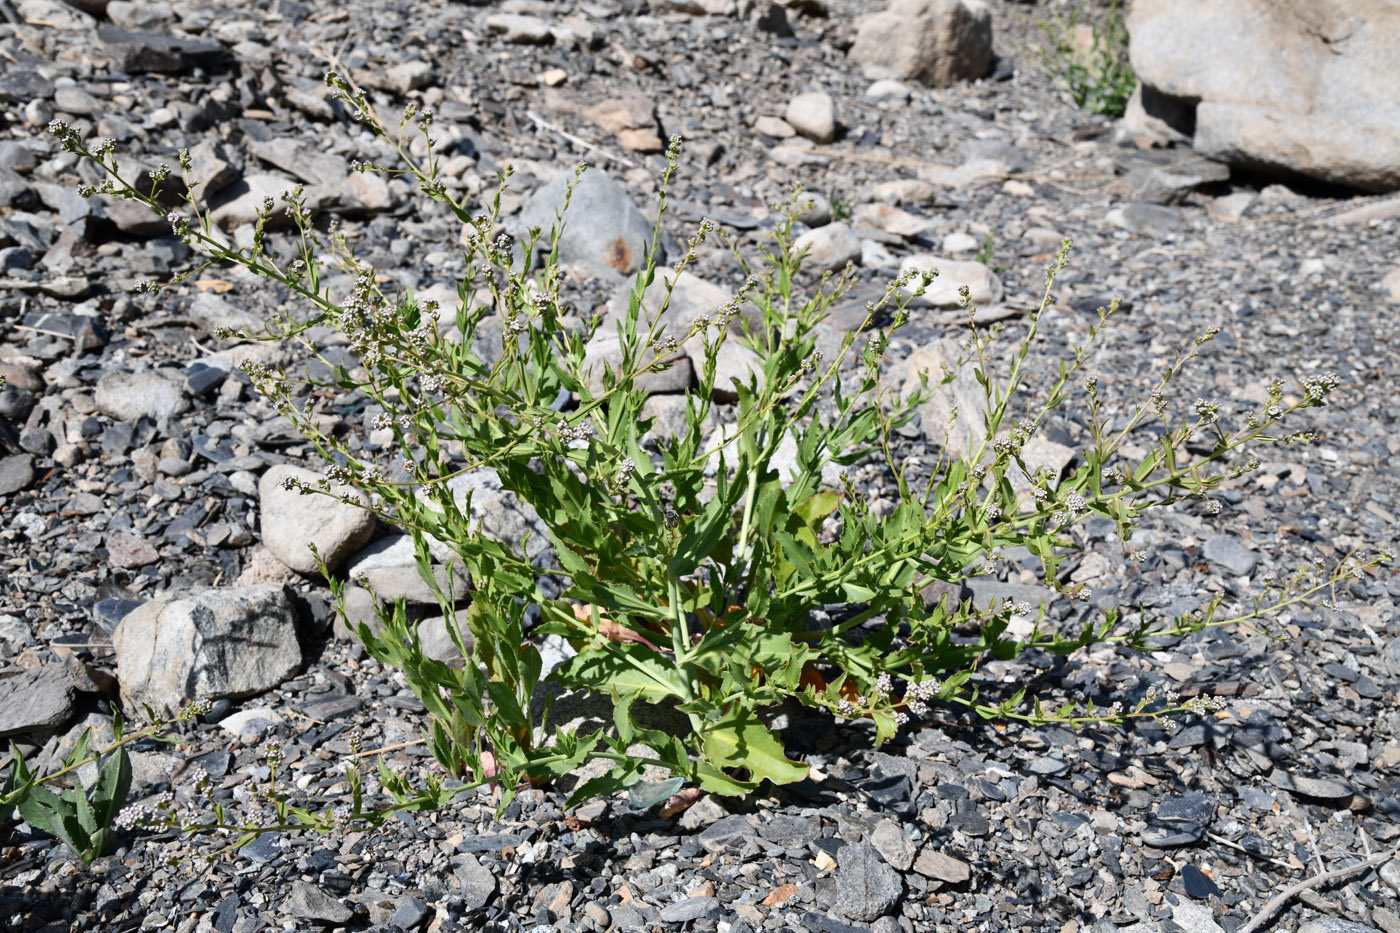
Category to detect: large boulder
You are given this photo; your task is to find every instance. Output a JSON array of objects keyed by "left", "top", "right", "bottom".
[
  {"left": 848, "top": 0, "right": 993, "bottom": 87},
  {"left": 518, "top": 170, "right": 655, "bottom": 280},
  {"left": 1128, "top": 0, "right": 1400, "bottom": 192},
  {"left": 112, "top": 586, "right": 302, "bottom": 716}
]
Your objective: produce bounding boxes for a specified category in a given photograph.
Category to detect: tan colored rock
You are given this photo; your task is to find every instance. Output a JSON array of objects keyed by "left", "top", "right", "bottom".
[
  {"left": 1129, "top": 0, "right": 1400, "bottom": 191},
  {"left": 848, "top": 0, "right": 993, "bottom": 87}
]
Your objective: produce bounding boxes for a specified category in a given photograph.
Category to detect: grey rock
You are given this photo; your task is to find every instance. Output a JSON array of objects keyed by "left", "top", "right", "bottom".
[
  {"left": 580, "top": 332, "right": 695, "bottom": 395},
  {"left": 849, "top": 0, "right": 993, "bottom": 87},
  {"left": 186, "top": 290, "right": 263, "bottom": 336},
  {"left": 1297, "top": 923, "right": 1381, "bottom": 933},
  {"left": 248, "top": 138, "right": 349, "bottom": 191},
  {"left": 869, "top": 818, "right": 916, "bottom": 871},
  {"left": 1123, "top": 82, "right": 1194, "bottom": 147},
  {"left": 106, "top": 1, "right": 174, "bottom": 30},
  {"left": 97, "top": 24, "right": 227, "bottom": 74},
  {"left": 417, "top": 615, "right": 473, "bottom": 668},
  {"left": 785, "top": 91, "right": 836, "bottom": 144},
  {"left": 835, "top": 841, "right": 902, "bottom": 921},
  {"left": 0, "top": 663, "right": 79, "bottom": 738},
  {"left": 185, "top": 140, "right": 239, "bottom": 198},
  {"left": 0, "top": 454, "right": 35, "bottom": 496},
  {"left": 345, "top": 535, "right": 467, "bottom": 605},
  {"left": 1129, "top": 0, "right": 1400, "bottom": 191},
  {"left": 1168, "top": 900, "right": 1226, "bottom": 933},
  {"left": 287, "top": 881, "right": 352, "bottom": 925},
  {"left": 518, "top": 170, "right": 652, "bottom": 280},
  {"left": 892, "top": 337, "right": 988, "bottom": 461},
  {"left": 485, "top": 13, "right": 553, "bottom": 44},
  {"left": 259, "top": 464, "right": 376, "bottom": 575},
  {"left": 112, "top": 585, "right": 303, "bottom": 717},
  {"left": 710, "top": 339, "right": 765, "bottom": 402},
  {"left": 1106, "top": 202, "right": 1185, "bottom": 238},
  {"left": 449, "top": 853, "right": 497, "bottom": 909},
  {"left": 601, "top": 269, "right": 749, "bottom": 368},
  {"left": 391, "top": 896, "right": 430, "bottom": 930},
  {"left": 793, "top": 222, "right": 861, "bottom": 276},
  {"left": 912, "top": 848, "right": 971, "bottom": 883},
  {"left": 1202, "top": 535, "right": 1258, "bottom": 576},
  {"left": 697, "top": 814, "right": 758, "bottom": 852},
  {"left": 758, "top": 814, "right": 822, "bottom": 848},
  {"left": 898, "top": 254, "right": 1003, "bottom": 307},
  {"left": 1382, "top": 855, "right": 1400, "bottom": 893},
  {"left": 1112, "top": 150, "right": 1232, "bottom": 205},
  {"left": 208, "top": 174, "right": 317, "bottom": 230},
  {"left": 94, "top": 371, "right": 190, "bottom": 425},
  {"left": 1268, "top": 771, "right": 1353, "bottom": 800},
  {"left": 1156, "top": 792, "right": 1215, "bottom": 825},
  {"left": 443, "top": 468, "right": 554, "bottom": 565},
  {"left": 660, "top": 897, "right": 718, "bottom": 923}
]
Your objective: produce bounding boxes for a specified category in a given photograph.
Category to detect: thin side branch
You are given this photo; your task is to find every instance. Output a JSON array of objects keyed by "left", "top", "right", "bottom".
[{"left": 1238, "top": 847, "right": 1399, "bottom": 933}]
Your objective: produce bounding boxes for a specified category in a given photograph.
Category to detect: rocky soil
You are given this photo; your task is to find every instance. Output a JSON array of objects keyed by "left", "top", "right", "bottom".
[{"left": 1, "top": 1, "right": 1399, "bottom": 932}]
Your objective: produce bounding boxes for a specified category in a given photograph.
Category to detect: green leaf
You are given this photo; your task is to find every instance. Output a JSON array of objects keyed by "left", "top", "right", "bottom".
[
  {"left": 556, "top": 643, "right": 686, "bottom": 704},
  {"left": 672, "top": 493, "right": 732, "bottom": 578},
  {"left": 91, "top": 746, "right": 132, "bottom": 832},
  {"left": 700, "top": 707, "right": 808, "bottom": 788},
  {"left": 792, "top": 491, "right": 841, "bottom": 530}
]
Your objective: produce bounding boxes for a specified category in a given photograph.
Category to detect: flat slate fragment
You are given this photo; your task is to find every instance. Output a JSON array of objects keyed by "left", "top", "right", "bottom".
[{"left": 0, "top": 664, "right": 79, "bottom": 738}]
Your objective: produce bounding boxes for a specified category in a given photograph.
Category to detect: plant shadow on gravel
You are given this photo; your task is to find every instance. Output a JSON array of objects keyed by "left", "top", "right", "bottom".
[{"left": 23, "top": 73, "right": 1391, "bottom": 865}]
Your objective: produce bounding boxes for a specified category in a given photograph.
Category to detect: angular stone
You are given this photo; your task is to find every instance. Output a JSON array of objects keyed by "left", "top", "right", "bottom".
[
  {"left": 0, "top": 454, "right": 35, "bottom": 496},
  {"left": 259, "top": 464, "right": 375, "bottom": 575},
  {"left": 793, "top": 222, "right": 861, "bottom": 276},
  {"left": 344, "top": 536, "right": 467, "bottom": 605},
  {"left": 869, "top": 819, "right": 916, "bottom": 871},
  {"left": 848, "top": 0, "right": 993, "bottom": 87},
  {"left": 287, "top": 881, "right": 352, "bottom": 925},
  {"left": 893, "top": 337, "right": 989, "bottom": 461},
  {"left": 1129, "top": 0, "right": 1400, "bottom": 191},
  {"left": 94, "top": 370, "right": 190, "bottom": 425},
  {"left": 835, "top": 841, "right": 902, "bottom": 921},
  {"left": 112, "top": 585, "right": 302, "bottom": 717},
  {"left": 912, "top": 848, "right": 971, "bottom": 883},
  {"left": 449, "top": 853, "right": 497, "bottom": 909},
  {"left": 1202, "top": 535, "right": 1258, "bottom": 576},
  {"left": 697, "top": 814, "right": 758, "bottom": 852},
  {"left": 785, "top": 91, "right": 836, "bottom": 144},
  {"left": 0, "top": 664, "right": 79, "bottom": 738}
]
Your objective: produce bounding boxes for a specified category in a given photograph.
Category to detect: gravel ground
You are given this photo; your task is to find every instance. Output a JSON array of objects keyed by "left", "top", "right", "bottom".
[{"left": 1, "top": 1, "right": 1399, "bottom": 932}]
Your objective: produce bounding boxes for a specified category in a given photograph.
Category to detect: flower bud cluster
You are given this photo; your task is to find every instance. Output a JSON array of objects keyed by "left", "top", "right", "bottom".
[{"left": 1301, "top": 371, "right": 1340, "bottom": 401}]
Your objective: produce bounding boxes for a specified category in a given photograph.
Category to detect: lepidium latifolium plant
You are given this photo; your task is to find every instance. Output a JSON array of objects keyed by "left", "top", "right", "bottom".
[{"left": 42, "top": 71, "right": 1390, "bottom": 860}]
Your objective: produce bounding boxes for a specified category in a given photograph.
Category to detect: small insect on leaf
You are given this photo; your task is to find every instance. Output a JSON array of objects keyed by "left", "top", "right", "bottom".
[{"left": 627, "top": 776, "right": 685, "bottom": 809}]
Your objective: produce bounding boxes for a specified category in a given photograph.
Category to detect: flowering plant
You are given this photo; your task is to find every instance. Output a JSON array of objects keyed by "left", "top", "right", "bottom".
[{"left": 44, "top": 74, "right": 1388, "bottom": 836}]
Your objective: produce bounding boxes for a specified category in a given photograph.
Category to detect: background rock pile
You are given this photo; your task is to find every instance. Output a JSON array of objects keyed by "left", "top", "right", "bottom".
[{"left": 1, "top": 0, "right": 1398, "bottom": 931}]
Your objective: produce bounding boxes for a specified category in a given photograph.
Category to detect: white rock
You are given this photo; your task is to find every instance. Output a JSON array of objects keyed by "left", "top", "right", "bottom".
[
  {"left": 218, "top": 707, "right": 285, "bottom": 737},
  {"left": 484, "top": 13, "right": 553, "bottom": 44},
  {"left": 94, "top": 370, "right": 190, "bottom": 425},
  {"left": 793, "top": 222, "right": 861, "bottom": 276},
  {"left": 942, "top": 231, "right": 980, "bottom": 253},
  {"left": 1129, "top": 0, "right": 1400, "bottom": 192},
  {"left": 866, "top": 79, "right": 912, "bottom": 101},
  {"left": 892, "top": 338, "right": 989, "bottom": 461},
  {"left": 258, "top": 464, "right": 375, "bottom": 575},
  {"left": 784, "top": 91, "right": 836, "bottom": 144},
  {"left": 898, "top": 255, "right": 1004, "bottom": 307}
]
